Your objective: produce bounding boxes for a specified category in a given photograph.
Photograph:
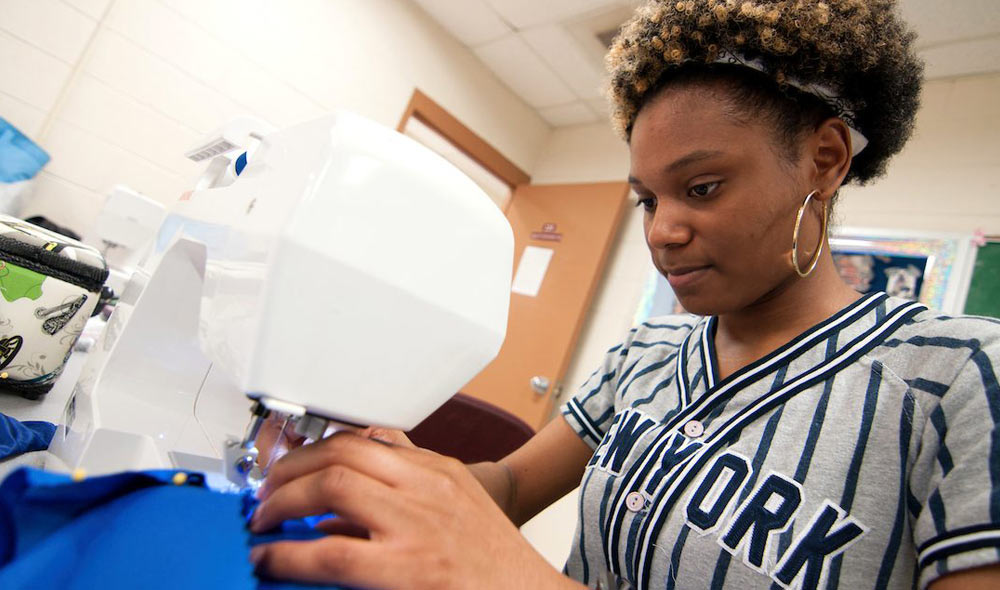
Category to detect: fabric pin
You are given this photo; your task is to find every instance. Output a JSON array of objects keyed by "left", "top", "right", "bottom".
[
  {"left": 71, "top": 468, "right": 86, "bottom": 482},
  {"left": 172, "top": 472, "right": 188, "bottom": 486}
]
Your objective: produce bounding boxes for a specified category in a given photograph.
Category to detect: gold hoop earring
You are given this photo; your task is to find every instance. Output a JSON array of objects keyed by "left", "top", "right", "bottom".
[{"left": 791, "top": 190, "right": 829, "bottom": 278}]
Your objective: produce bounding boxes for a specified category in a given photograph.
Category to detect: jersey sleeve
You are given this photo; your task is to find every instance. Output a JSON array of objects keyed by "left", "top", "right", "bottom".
[
  {"left": 560, "top": 334, "right": 634, "bottom": 450},
  {"left": 910, "top": 331, "right": 1000, "bottom": 589}
]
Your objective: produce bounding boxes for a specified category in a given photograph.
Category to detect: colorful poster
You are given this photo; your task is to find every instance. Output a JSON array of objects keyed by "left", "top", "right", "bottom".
[{"left": 832, "top": 251, "right": 929, "bottom": 300}]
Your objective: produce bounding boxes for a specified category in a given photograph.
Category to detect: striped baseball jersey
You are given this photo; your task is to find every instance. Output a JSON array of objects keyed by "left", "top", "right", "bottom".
[{"left": 560, "top": 292, "right": 1000, "bottom": 590}]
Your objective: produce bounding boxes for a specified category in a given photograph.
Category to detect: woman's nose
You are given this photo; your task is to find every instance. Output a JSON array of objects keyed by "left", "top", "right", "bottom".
[{"left": 645, "top": 201, "right": 691, "bottom": 248}]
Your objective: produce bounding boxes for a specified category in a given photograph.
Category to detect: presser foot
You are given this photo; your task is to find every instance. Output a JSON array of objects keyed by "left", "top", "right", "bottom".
[
  {"left": 224, "top": 396, "right": 311, "bottom": 489},
  {"left": 224, "top": 399, "right": 271, "bottom": 490},
  {"left": 223, "top": 438, "right": 262, "bottom": 491},
  {"left": 223, "top": 396, "right": 360, "bottom": 490}
]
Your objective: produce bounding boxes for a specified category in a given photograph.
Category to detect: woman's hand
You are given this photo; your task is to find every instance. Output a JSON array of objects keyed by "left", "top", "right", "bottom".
[
  {"left": 249, "top": 431, "right": 582, "bottom": 590},
  {"left": 255, "top": 417, "right": 415, "bottom": 470}
]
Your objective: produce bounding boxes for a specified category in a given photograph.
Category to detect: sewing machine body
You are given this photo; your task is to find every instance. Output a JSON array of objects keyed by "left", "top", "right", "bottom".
[{"left": 44, "top": 111, "right": 513, "bottom": 481}]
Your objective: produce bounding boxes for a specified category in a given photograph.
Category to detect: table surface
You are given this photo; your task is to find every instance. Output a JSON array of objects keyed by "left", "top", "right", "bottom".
[
  {"left": 0, "top": 350, "right": 88, "bottom": 477},
  {"left": 0, "top": 350, "right": 87, "bottom": 424}
]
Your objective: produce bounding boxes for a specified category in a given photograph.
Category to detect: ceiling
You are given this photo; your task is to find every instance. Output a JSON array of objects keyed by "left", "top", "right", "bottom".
[{"left": 410, "top": 0, "right": 1000, "bottom": 127}]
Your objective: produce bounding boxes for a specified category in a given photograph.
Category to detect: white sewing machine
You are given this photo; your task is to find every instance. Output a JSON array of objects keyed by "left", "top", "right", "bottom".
[{"left": 42, "top": 111, "right": 514, "bottom": 488}]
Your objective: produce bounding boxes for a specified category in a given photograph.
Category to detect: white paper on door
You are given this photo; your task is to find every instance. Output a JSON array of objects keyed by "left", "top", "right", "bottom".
[{"left": 510, "top": 246, "right": 553, "bottom": 297}]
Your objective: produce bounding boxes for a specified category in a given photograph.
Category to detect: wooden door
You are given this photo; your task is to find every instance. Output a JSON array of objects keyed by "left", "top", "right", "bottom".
[{"left": 462, "top": 182, "right": 630, "bottom": 429}]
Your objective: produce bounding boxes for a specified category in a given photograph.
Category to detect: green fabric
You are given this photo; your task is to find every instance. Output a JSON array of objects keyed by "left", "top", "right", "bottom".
[{"left": 0, "top": 261, "right": 44, "bottom": 303}]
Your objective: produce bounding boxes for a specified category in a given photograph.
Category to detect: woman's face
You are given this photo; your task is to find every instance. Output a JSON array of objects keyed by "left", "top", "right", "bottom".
[{"left": 629, "top": 85, "right": 813, "bottom": 316}]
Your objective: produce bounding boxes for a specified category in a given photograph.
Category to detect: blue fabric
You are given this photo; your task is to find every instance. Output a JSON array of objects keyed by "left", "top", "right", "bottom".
[
  {"left": 0, "top": 118, "right": 49, "bottom": 183},
  {"left": 243, "top": 494, "right": 343, "bottom": 590},
  {"left": 0, "top": 467, "right": 345, "bottom": 589},
  {"left": 0, "top": 413, "right": 55, "bottom": 460}
]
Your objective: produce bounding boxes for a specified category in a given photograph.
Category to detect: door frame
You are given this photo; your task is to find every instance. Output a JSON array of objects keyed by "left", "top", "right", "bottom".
[{"left": 397, "top": 89, "right": 530, "bottom": 209}]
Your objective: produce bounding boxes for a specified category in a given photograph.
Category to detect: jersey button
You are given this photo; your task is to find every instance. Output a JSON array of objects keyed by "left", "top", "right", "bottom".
[
  {"left": 625, "top": 491, "right": 646, "bottom": 512},
  {"left": 683, "top": 419, "right": 705, "bottom": 438}
]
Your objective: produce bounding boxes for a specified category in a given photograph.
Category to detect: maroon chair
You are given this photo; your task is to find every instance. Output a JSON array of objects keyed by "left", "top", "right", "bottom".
[{"left": 407, "top": 393, "right": 535, "bottom": 463}]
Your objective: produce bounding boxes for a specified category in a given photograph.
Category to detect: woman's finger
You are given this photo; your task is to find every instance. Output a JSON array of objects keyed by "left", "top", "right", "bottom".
[
  {"left": 259, "top": 432, "right": 411, "bottom": 499},
  {"left": 259, "top": 431, "right": 447, "bottom": 500},
  {"left": 252, "top": 462, "right": 403, "bottom": 533},
  {"left": 252, "top": 536, "right": 394, "bottom": 589},
  {"left": 313, "top": 516, "right": 370, "bottom": 538},
  {"left": 357, "top": 426, "right": 417, "bottom": 449}
]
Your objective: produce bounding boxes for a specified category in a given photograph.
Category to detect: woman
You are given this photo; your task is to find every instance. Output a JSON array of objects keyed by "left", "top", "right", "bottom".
[{"left": 249, "top": 1, "right": 1000, "bottom": 588}]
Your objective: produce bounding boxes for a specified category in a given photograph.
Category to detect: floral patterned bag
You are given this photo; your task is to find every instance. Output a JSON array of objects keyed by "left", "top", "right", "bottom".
[{"left": 0, "top": 215, "right": 107, "bottom": 399}]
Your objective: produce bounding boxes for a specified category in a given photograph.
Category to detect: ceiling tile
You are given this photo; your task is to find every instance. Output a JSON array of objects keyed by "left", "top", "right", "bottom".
[
  {"left": 410, "top": 0, "right": 511, "bottom": 46},
  {"left": 899, "top": 0, "right": 1000, "bottom": 48},
  {"left": 413, "top": 0, "right": 1000, "bottom": 130},
  {"left": 484, "top": 0, "right": 621, "bottom": 30},
  {"left": 587, "top": 97, "right": 610, "bottom": 119},
  {"left": 920, "top": 36, "right": 1000, "bottom": 79},
  {"left": 62, "top": 0, "right": 112, "bottom": 20},
  {"left": 520, "top": 25, "right": 605, "bottom": 99},
  {"left": 474, "top": 34, "right": 577, "bottom": 108},
  {"left": 539, "top": 102, "right": 599, "bottom": 126}
]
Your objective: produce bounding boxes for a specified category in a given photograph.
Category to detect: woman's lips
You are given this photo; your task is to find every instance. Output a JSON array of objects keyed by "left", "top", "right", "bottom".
[{"left": 665, "top": 265, "right": 711, "bottom": 290}]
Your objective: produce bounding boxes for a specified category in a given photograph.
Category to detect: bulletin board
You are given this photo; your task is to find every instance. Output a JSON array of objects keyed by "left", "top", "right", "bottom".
[
  {"left": 964, "top": 240, "right": 1000, "bottom": 319},
  {"left": 827, "top": 228, "right": 977, "bottom": 314}
]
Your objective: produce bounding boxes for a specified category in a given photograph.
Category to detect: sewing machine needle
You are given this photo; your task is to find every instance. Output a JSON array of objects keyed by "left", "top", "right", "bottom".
[{"left": 261, "top": 416, "right": 290, "bottom": 476}]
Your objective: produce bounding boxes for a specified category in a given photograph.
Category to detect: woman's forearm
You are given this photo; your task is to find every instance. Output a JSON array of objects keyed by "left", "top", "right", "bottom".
[
  {"left": 466, "top": 461, "right": 518, "bottom": 519},
  {"left": 467, "top": 418, "right": 595, "bottom": 527}
]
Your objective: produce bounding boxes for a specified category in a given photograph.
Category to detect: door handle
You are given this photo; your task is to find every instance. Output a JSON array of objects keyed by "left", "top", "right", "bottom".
[{"left": 530, "top": 375, "right": 550, "bottom": 396}]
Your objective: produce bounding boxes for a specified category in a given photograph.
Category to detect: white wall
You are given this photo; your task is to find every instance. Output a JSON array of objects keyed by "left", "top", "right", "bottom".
[
  {"left": 1, "top": 0, "right": 550, "bottom": 234},
  {"left": 837, "top": 74, "right": 1000, "bottom": 233}
]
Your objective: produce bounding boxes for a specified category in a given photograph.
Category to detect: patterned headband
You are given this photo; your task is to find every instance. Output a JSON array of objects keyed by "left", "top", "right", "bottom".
[{"left": 713, "top": 52, "right": 868, "bottom": 156}]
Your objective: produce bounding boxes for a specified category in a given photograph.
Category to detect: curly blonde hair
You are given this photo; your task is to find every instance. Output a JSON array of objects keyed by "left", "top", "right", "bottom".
[{"left": 607, "top": 0, "right": 923, "bottom": 183}]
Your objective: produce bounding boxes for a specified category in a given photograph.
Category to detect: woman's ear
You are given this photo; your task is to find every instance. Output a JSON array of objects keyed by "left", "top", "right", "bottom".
[{"left": 809, "top": 118, "right": 853, "bottom": 201}]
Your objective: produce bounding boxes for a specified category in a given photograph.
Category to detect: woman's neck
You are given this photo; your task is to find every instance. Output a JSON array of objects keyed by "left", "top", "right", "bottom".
[{"left": 711, "top": 252, "right": 861, "bottom": 380}]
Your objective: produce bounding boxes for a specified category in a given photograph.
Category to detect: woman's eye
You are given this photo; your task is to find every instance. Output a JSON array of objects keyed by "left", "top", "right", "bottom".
[
  {"left": 634, "top": 197, "right": 656, "bottom": 212},
  {"left": 688, "top": 181, "right": 720, "bottom": 199}
]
